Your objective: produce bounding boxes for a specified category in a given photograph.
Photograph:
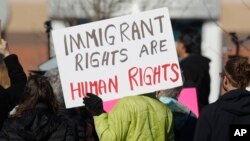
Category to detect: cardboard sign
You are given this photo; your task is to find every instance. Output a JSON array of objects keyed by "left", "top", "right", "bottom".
[
  {"left": 52, "top": 8, "right": 183, "bottom": 108},
  {"left": 178, "top": 88, "right": 199, "bottom": 117}
]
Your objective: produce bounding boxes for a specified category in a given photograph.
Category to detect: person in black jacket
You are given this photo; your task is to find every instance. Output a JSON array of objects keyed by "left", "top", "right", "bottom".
[
  {"left": 194, "top": 57, "right": 250, "bottom": 141},
  {"left": 0, "top": 75, "right": 75, "bottom": 141},
  {"left": 45, "top": 68, "right": 99, "bottom": 141},
  {"left": 0, "top": 55, "right": 10, "bottom": 89},
  {"left": 156, "top": 86, "right": 197, "bottom": 141},
  {"left": 0, "top": 39, "right": 27, "bottom": 129},
  {"left": 176, "top": 28, "right": 211, "bottom": 112}
]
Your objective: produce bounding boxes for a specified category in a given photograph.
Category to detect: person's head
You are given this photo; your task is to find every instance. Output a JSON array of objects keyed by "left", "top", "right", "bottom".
[
  {"left": 221, "top": 57, "right": 250, "bottom": 94},
  {"left": 176, "top": 28, "right": 201, "bottom": 58},
  {"left": 156, "top": 86, "right": 183, "bottom": 99},
  {"left": 0, "top": 54, "right": 10, "bottom": 89},
  {"left": 156, "top": 71, "right": 185, "bottom": 99},
  {"left": 13, "top": 75, "right": 59, "bottom": 117},
  {"left": 44, "top": 68, "right": 65, "bottom": 107}
]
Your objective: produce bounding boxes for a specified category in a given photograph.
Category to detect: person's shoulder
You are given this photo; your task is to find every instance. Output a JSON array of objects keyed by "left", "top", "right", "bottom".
[
  {"left": 199, "top": 101, "right": 219, "bottom": 118},
  {"left": 3, "top": 54, "right": 18, "bottom": 63},
  {"left": 117, "top": 96, "right": 165, "bottom": 110},
  {"left": 188, "top": 55, "right": 210, "bottom": 62},
  {"left": 119, "top": 95, "right": 144, "bottom": 102},
  {"left": 120, "top": 95, "right": 159, "bottom": 104},
  {"left": 117, "top": 96, "right": 142, "bottom": 107}
]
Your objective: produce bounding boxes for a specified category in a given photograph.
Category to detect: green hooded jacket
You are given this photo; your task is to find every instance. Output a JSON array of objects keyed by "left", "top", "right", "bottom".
[{"left": 94, "top": 96, "right": 174, "bottom": 141}]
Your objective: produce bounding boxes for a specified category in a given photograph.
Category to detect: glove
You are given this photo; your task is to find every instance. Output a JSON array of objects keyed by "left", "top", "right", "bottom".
[{"left": 83, "top": 93, "right": 105, "bottom": 116}]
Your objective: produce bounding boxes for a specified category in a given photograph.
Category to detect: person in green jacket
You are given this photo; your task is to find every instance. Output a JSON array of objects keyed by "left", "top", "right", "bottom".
[{"left": 84, "top": 93, "right": 174, "bottom": 141}]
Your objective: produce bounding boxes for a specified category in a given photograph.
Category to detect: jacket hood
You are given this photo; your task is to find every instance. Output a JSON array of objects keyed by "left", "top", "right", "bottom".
[
  {"left": 11, "top": 104, "right": 61, "bottom": 140},
  {"left": 219, "top": 89, "right": 250, "bottom": 116}
]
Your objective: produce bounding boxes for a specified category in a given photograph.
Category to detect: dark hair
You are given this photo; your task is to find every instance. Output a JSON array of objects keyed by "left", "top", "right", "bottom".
[
  {"left": 224, "top": 57, "right": 250, "bottom": 88},
  {"left": 178, "top": 28, "right": 201, "bottom": 55},
  {"left": 13, "top": 75, "right": 59, "bottom": 117},
  {"left": 44, "top": 68, "right": 65, "bottom": 107}
]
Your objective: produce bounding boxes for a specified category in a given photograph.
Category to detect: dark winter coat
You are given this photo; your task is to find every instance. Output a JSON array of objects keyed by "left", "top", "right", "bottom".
[
  {"left": 194, "top": 89, "right": 250, "bottom": 141},
  {"left": 0, "top": 103, "right": 75, "bottom": 141},
  {"left": 0, "top": 55, "right": 27, "bottom": 129},
  {"left": 180, "top": 54, "right": 211, "bottom": 112},
  {"left": 57, "top": 107, "right": 99, "bottom": 141},
  {"left": 159, "top": 97, "right": 197, "bottom": 141}
]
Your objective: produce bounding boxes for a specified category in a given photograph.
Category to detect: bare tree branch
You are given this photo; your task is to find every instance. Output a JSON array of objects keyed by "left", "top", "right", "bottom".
[
  {"left": 77, "top": 0, "right": 171, "bottom": 21},
  {"left": 79, "top": 0, "right": 92, "bottom": 19}
]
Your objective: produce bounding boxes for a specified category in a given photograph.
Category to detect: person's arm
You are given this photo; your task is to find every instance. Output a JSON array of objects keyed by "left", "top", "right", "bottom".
[
  {"left": 4, "top": 55, "right": 27, "bottom": 105},
  {"left": 94, "top": 113, "right": 118, "bottom": 141},
  {"left": 93, "top": 103, "right": 130, "bottom": 141},
  {"left": 84, "top": 93, "right": 129, "bottom": 141},
  {"left": 0, "top": 39, "right": 27, "bottom": 108},
  {"left": 166, "top": 110, "right": 175, "bottom": 141}
]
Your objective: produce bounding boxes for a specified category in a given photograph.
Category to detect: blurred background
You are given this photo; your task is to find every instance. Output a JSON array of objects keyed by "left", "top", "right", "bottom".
[{"left": 0, "top": 0, "right": 250, "bottom": 103}]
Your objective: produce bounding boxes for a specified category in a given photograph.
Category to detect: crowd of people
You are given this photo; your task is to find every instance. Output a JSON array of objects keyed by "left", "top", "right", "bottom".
[{"left": 0, "top": 26, "right": 249, "bottom": 141}]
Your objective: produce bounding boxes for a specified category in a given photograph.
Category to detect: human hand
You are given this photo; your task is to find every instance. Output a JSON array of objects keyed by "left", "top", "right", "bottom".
[
  {"left": 0, "top": 39, "right": 10, "bottom": 57},
  {"left": 83, "top": 93, "right": 105, "bottom": 116}
]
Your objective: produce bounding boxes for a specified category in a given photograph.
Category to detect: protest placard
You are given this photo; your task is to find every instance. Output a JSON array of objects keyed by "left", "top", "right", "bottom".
[{"left": 52, "top": 7, "right": 183, "bottom": 108}]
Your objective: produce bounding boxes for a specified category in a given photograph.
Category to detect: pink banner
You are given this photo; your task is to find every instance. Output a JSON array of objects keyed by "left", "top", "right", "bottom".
[
  {"left": 178, "top": 88, "right": 199, "bottom": 117},
  {"left": 103, "top": 99, "right": 119, "bottom": 112}
]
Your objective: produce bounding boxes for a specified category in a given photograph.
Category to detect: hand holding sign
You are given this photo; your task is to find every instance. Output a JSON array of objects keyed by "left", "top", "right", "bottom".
[{"left": 83, "top": 93, "right": 105, "bottom": 116}]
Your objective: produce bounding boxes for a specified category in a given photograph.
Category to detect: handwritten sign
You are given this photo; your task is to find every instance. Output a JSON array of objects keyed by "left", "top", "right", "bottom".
[{"left": 52, "top": 8, "right": 183, "bottom": 108}]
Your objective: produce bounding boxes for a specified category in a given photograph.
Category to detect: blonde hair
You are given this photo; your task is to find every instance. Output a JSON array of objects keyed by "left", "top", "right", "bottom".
[{"left": 0, "top": 55, "right": 10, "bottom": 89}]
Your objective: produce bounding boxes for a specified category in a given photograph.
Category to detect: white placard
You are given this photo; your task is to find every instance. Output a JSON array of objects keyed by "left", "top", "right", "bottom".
[{"left": 52, "top": 8, "right": 183, "bottom": 108}]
